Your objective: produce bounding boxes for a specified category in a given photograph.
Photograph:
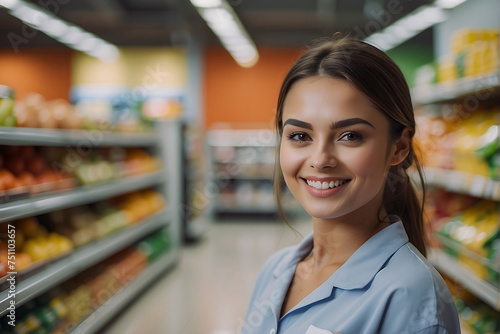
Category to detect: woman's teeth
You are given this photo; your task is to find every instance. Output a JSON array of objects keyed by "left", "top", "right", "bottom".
[{"left": 306, "top": 179, "right": 349, "bottom": 190}]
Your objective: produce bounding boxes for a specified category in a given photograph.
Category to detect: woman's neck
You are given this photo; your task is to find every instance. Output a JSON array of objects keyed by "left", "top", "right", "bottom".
[{"left": 308, "top": 196, "right": 391, "bottom": 272}]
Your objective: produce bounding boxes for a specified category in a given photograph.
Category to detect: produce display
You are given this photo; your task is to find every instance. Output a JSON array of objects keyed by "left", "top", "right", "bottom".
[
  {"left": 416, "top": 107, "right": 499, "bottom": 178},
  {"left": 0, "top": 85, "right": 16, "bottom": 128},
  {"left": 0, "top": 145, "right": 161, "bottom": 203},
  {"left": 7, "top": 91, "right": 154, "bottom": 133},
  {"left": 0, "top": 228, "right": 172, "bottom": 334},
  {"left": 0, "top": 189, "right": 166, "bottom": 277},
  {"left": 14, "top": 93, "right": 83, "bottom": 130},
  {"left": 0, "top": 146, "right": 76, "bottom": 199},
  {"left": 0, "top": 217, "right": 74, "bottom": 277}
]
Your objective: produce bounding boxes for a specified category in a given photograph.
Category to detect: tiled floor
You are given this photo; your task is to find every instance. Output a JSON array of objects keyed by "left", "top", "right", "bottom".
[{"left": 102, "top": 217, "right": 312, "bottom": 334}]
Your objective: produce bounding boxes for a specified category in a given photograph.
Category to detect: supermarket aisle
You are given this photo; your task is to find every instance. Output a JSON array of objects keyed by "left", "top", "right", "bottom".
[{"left": 103, "top": 218, "right": 312, "bottom": 334}]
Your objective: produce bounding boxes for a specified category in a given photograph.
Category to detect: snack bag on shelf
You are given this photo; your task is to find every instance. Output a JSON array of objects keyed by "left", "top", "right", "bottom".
[
  {"left": 450, "top": 28, "right": 499, "bottom": 78},
  {"left": 453, "top": 108, "right": 499, "bottom": 176}
]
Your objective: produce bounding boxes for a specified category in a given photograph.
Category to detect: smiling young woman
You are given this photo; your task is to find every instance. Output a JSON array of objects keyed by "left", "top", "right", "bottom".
[{"left": 240, "top": 37, "right": 460, "bottom": 334}]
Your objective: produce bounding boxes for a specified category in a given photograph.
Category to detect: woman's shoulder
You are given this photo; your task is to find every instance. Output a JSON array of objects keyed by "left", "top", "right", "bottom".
[
  {"left": 374, "top": 243, "right": 460, "bottom": 332},
  {"left": 372, "top": 241, "right": 449, "bottom": 299},
  {"left": 381, "top": 242, "right": 446, "bottom": 289}
]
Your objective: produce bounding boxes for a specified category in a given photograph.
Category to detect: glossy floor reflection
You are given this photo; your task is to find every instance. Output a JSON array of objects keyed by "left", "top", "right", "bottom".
[{"left": 102, "top": 217, "right": 312, "bottom": 334}]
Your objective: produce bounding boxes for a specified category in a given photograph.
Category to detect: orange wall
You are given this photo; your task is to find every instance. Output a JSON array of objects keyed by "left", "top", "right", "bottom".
[
  {"left": 0, "top": 48, "right": 72, "bottom": 101},
  {"left": 203, "top": 46, "right": 304, "bottom": 128}
]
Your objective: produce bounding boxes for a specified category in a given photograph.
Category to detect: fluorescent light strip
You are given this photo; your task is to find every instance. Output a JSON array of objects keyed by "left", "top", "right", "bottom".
[
  {"left": 365, "top": 0, "right": 468, "bottom": 51},
  {"left": 191, "top": 0, "right": 259, "bottom": 67},
  {"left": 0, "top": 0, "right": 119, "bottom": 62}
]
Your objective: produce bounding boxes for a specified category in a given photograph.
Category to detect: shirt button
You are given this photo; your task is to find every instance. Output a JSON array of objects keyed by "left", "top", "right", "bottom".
[{"left": 270, "top": 329, "right": 276, "bottom": 334}]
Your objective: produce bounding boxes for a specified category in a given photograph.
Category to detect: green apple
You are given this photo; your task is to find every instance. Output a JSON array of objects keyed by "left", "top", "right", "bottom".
[
  {"left": 3, "top": 115, "right": 16, "bottom": 127},
  {"left": 0, "top": 97, "right": 14, "bottom": 125}
]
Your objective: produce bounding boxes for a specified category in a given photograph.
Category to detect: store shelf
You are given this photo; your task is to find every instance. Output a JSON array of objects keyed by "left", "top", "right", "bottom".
[
  {"left": 0, "top": 208, "right": 171, "bottom": 316},
  {"left": 207, "top": 129, "right": 277, "bottom": 147},
  {"left": 0, "top": 171, "right": 164, "bottom": 223},
  {"left": 0, "top": 127, "right": 159, "bottom": 147},
  {"left": 215, "top": 160, "right": 274, "bottom": 166},
  {"left": 217, "top": 175, "right": 274, "bottom": 181},
  {"left": 429, "top": 249, "right": 500, "bottom": 311},
  {"left": 69, "top": 249, "right": 177, "bottom": 334},
  {"left": 215, "top": 205, "right": 277, "bottom": 214},
  {"left": 412, "top": 72, "right": 500, "bottom": 105},
  {"left": 418, "top": 167, "right": 500, "bottom": 200},
  {"left": 435, "top": 234, "right": 500, "bottom": 272}
]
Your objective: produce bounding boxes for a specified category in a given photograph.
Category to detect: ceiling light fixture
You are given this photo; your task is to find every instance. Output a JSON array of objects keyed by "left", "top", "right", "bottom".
[
  {"left": 365, "top": 0, "right": 467, "bottom": 51},
  {"left": 190, "top": 0, "right": 259, "bottom": 68},
  {"left": 0, "top": 0, "right": 119, "bottom": 62}
]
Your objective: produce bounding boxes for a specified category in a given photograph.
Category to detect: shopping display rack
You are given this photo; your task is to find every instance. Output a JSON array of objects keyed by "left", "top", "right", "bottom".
[
  {"left": 0, "top": 120, "right": 182, "bottom": 333},
  {"left": 412, "top": 70, "right": 500, "bottom": 312}
]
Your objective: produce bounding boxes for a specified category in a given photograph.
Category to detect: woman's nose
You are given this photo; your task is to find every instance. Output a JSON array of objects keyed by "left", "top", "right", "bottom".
[{"left": 310, "top": 142, "right": 337, "bottom": 170}]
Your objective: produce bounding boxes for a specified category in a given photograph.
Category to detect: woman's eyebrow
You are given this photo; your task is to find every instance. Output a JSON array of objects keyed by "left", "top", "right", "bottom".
[
  {"left": 283, "top": 118, "right": 313, "bottom": 130},
  {"left": 330, "top": 118, "right": 374, "bottom": 130}
]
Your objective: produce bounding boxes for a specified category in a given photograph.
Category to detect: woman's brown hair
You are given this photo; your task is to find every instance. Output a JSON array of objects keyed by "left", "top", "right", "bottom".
[{"left": 274, "top": 36, "right": 427, "bottom": 257}]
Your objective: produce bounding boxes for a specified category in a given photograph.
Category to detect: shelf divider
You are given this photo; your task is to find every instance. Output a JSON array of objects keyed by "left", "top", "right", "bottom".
[
  {"left": 0, "top": 208, "right": 171, "bottom": 317},
  {"left": 0, "top": 171, "right": 165, "bottom": 224},
  {"left": 414, "top": 167, "right": 500, "bottom": 201},
  {"left": 412, "top": 72, "right": 500, "bottom": 105}
]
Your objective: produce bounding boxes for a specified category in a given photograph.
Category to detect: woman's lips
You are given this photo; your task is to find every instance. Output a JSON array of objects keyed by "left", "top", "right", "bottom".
[{"left": 301, "top": 178, "right": 351, "bottom": 198}]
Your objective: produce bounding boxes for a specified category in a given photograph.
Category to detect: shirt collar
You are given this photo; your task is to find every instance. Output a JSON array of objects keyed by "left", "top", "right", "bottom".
[{"left": 273, "top": 219, "right": 409, "bottom": 290}]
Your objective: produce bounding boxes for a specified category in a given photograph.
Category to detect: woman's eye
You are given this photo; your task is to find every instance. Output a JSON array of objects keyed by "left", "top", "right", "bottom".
[
  {"left": 287, "top": 132, "right": 310, "bottom": 142},
  {"left": 339, "top": 132, "right": 363, "bottom": 142}
]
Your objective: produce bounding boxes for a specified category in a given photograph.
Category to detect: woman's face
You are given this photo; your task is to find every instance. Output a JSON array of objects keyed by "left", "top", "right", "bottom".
[{"left": 280, "top": 76, "right": 397, "bottom": 220}]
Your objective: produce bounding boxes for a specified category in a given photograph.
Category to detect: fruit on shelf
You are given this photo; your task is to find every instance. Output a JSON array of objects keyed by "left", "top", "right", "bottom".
[
  {"left": 0, "top": 146, "right": 76, "bottom": 196},
  {"left": 0, "top": 85, "right": 16, "bottom": 128},
  {"left": 122, "top": 148, "right": 162, "bottom": 176},
  {"left": 74, "top": 160, "right": 118, "bottom": 185},
  {"left": 0, "top": 168, "right": 17, "bottom": 191},
  {"left": 15, "top": 252, "right": 33, "bottom": 270},
  {"left": 0, "top": 243, "right": 7, "bottom": 277},
  {"left": 14, "top": 93, "right": 83, "bottom": 129},
  {"left": 115, "top": 190, "right": 165, "bottom": 225},
  {"left": 11, "top": 217, "right": 74, "bottom": 267}
]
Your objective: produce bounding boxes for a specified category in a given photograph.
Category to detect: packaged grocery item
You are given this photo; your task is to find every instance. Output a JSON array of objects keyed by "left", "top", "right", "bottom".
[{"left": 0, "top": 85, "right": 16, "bottom": 127}]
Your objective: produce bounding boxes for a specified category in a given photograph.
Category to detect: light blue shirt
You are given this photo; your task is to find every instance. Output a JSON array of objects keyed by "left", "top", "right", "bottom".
[{"left": 241, "top": 220, "right": 460, "bottom": 334}]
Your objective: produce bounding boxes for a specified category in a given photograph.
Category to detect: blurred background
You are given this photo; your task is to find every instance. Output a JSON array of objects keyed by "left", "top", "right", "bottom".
[{"left": 0, "top": 0, "right": 498, "bottom": 333}]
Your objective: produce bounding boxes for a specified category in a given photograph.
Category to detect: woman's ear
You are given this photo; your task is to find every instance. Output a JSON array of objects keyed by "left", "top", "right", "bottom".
[{"left": 390, "top": 127, "right": 412, "bottom": 166}]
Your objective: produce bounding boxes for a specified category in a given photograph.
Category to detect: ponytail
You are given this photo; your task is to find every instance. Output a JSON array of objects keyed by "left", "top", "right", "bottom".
[{"left": 383, "top": 148, "right": 427, "bottom": 257}]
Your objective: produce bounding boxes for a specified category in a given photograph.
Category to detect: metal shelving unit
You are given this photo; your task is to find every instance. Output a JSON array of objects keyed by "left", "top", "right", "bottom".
[
  {"left": 412, "top": 66, "right": 500, "bottom": 321},
  {"left": 0, "top": 208, "right": 170, "bottom": 317},
  {"left": 215, "top": 205, "right": 277, "bottom": 214},
  {"left": 412, "top": 72, "right": 500, "bottom": 105},
  {"left": 0, "top": 127, "right": 159, "bottom": 147},
  {"left": 207, "top": 128, "right": 283, "bottom": 216},
  {"left": 0, "top": 120, "right": 183, "bottom": 331},
  {"left": 0, "top": 171, "right": 164, "bottom": 223},
  {"left": 69, "top": 249, "right": 177, "bottom": 334},
  {"left": 429, "top": 249, "right": 500, "bottom": 311},
  {"left": 419, "top": 167, "right": 500, "bottom": 200}
]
